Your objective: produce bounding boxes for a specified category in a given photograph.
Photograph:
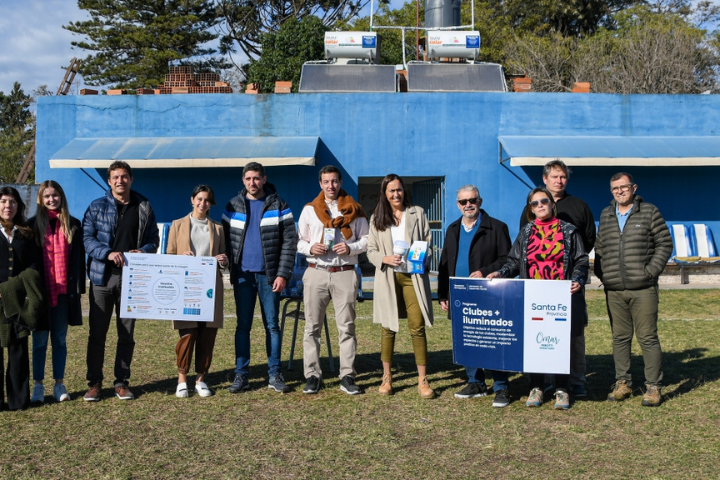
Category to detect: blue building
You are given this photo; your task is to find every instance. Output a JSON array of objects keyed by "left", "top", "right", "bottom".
[{"left": 36, "top": 92, "right": 720, "bottom": 265}]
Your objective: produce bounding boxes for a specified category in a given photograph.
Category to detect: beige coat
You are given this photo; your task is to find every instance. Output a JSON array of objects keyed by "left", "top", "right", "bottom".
[
  {"left": 367, "top": 205, "right": 434, "bottom": 332},
  {"left": 167, "top": 214, "right": 226, "bottom": 329}
]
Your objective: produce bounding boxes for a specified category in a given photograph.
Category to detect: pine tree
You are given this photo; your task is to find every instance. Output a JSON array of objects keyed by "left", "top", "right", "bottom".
[
  {"left": 0, "top": 82, "right": 34, "bottom": 184},
  {"left": 64, "top": 0, "right": 228, "bottom": 89}
]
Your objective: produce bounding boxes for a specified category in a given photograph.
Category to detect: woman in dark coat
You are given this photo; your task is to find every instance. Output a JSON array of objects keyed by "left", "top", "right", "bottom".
[
  {"left": 0, "top": 186, "right": 40, "bottom": 410},
  {"left": 28, "top": 180, "right": 85, "bottom": 403},
  {"left": 488, "top": 187, "right": 588, "bottom": 410}
]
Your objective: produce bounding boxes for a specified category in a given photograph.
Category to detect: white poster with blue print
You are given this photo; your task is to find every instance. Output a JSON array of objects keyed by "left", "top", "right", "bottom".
[
  {"left": 450, "top": 278, "right": 571, "bottom": 374},
  {"left": 120, "top": 253, "right": 217, "bottom": 322}
]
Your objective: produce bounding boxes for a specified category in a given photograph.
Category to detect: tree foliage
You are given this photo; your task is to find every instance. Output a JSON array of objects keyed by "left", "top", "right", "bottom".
[
  {"left": 505, "top": 6, "right": 719, "bottom": 93},
  {"left": 64, "top": 0, "right": 228, "bottom": 89},
  {"left": 217, "top": 0, "right": 371, "bottom": 61},
  {"left": 0, "top": 83, "right": 34, "bottom": 184},
  {"left": 244, "top": 16, "right": 327, "bottom": 92}
]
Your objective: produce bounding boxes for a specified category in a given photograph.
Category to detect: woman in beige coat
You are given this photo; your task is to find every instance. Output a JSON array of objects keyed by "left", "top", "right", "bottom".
[
  {"left": 167, "top": 185, "right": 228, "bottom": 398},
  {"left": 367, "top": 174, "right": 435, "bottom": 398}
]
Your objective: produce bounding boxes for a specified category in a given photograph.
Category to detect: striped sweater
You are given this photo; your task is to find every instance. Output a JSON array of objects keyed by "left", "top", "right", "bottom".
[{"left": 222, "top": 182, "right": 297, "bottom": 284}]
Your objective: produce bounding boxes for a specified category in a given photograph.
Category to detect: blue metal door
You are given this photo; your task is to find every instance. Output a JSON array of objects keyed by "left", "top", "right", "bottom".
[{"left": 413, "top": 178, "right": 445, "bottom": 273}]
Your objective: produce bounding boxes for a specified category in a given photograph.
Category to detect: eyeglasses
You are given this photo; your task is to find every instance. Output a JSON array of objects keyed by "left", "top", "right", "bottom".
[
  {"left": 529, "top": 198, "right": 550, "bottom": 208},
  {"left": 611, "top": 183, "right": 635, "bottom": 194},
  {"left": 457, "top": 198, "right": 479, "bottom": 206}
]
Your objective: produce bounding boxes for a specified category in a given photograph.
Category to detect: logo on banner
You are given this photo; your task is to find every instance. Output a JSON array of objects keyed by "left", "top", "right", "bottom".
[
  {"left": 454, "top": 300, "right": 461, "bottom": 308},
  {"left": 536, "top": 332, "right": 560, "bottom": 350}
]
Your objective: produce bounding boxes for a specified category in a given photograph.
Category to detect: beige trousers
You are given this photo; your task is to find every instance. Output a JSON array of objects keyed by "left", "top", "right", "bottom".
[{"left": 302, "top": 267, "right": 358, "bottom": 379}]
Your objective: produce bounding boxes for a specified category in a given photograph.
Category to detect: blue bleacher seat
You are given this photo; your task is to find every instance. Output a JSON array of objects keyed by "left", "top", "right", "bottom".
[{"left": 693, "top": 224, "right": 720, "bottom": 262}]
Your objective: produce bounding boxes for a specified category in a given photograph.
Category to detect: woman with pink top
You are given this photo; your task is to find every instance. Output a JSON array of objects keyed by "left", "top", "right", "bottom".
[
  {"left": 29, "top": 181, "right": 86, "bottom": 403},
  {"left": 487, "top": 187, "right": 588, "bottom": 410}
]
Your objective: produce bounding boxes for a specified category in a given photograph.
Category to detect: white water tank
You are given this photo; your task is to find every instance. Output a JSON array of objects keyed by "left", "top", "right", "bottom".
[
  {"left": 324, "top": 32, "right": 380, "bottom": 63},
  {"left": 427, "top": 31, "right": 480, "bottom": 61}
]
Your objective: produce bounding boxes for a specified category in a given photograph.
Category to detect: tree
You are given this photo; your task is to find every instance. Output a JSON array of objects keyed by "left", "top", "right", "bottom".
[
  {"left": 217, "top": 0, "right": 370, "bottom": 62},
  {"left": 244, "top": 16, "right": 327, "bottom": 92},
  {"left": 64, "top": 0, "right": 228, "bottom": 89},
  {"left": 0, "top": 83, "right": 34, "bottom": 184},
  {"left": 504, "top": 6, "right": 719, "bottom": 93}
]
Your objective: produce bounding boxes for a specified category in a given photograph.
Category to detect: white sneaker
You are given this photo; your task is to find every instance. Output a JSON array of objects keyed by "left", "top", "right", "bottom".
[
  {"left": 195, "top": 381, "right": 213, "bottom": 397},
  {"left": 176, "top": 382, "right": 189, "bottom": 398},
  {"left": 31, "top": 384, "right": 44, "bottom": 404},
  {"left": 53, "top": 384, "right": 71, "bottom": 402}
]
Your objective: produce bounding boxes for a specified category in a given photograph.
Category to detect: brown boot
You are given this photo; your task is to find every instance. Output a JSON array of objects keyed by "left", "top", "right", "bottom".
[
  {"left": 378, "top": 373, "right": 393, "bottom": 395},
  {"left": 607, "top": 380, "right": 632, "bottom": 402},
  {"left": 418, "top": 376, "right": 435, "bottom": 399},
  {"left": 641, "top": 385, "right": 662, "bottom": 407}
]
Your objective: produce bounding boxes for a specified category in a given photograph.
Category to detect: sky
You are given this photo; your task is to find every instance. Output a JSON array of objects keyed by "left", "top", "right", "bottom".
[
  {"left": 0, "top": 0, "right": 89, "bottom": 96},
  {"left": 0, "top": 0, "right": 392, "bottom": 97}
]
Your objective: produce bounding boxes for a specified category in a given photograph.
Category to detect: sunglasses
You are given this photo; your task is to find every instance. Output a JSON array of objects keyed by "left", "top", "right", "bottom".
[
  {"left": 529, "top": 198, "right": 550, "bottom": 208},
  {"left": 458, "top": 198, "right": 479, "bottom": 206}
]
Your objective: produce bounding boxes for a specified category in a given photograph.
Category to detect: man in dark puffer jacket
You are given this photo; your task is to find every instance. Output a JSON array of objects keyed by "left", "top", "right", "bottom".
[
  {"left": 594, "top": 172, "right": 672, "bottom": 407},
  {"left": 222, "top": 162, "right": 297, "bottom": 394}
]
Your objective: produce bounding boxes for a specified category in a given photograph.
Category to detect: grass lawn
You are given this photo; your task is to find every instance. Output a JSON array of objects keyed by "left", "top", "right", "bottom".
[{"left": 2, "top": 289, "right": 719, "bottom": 479}]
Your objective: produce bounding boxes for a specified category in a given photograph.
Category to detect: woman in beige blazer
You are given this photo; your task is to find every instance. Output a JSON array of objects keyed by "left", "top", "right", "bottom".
[
  {"left": 167, "top": 185, "right": 228, "bottom": 398},
  {"left": 367, "top": 174, "right": 435, "bottom": 398}
]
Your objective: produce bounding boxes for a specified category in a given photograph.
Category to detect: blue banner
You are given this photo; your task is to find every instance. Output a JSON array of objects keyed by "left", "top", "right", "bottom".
[{"left": 450, "top": 278, "right": 571, "bottom": 374}]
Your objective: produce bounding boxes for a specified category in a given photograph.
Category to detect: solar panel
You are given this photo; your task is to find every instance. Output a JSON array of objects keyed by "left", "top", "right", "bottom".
[
  {"left": 299, "top": 64, "right": 397, "bottom": 93},
  {"left": 407, "top": 63, "right": 506, "bottom": 92}
]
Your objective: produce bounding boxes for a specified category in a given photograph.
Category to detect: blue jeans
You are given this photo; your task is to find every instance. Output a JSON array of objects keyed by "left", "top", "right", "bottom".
[
  {"left": 32, "top": 295, "right": 70, "bottom": 381},
  {"left": 466, "top": 367, "right": 510, "bottom": 392},
  {"left": 233, "top": 271, "right": 281, "bottom": 378}
]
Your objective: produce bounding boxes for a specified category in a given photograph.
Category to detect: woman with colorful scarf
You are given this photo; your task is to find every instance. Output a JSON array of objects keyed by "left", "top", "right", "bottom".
[
  {"left": 487, "top": 187, "right": 588, "bottom": 410},
  {"left": 29, "top": 181, "right": 86, "bottom": 403}
]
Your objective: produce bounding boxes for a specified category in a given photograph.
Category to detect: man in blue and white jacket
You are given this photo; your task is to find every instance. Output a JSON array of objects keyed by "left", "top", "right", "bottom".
[
  {"left": 222, "top": 162, "right": 297, "bottom": 394},
  {"left": 82, "top": 161, "right": 159, "bottom": 402}
]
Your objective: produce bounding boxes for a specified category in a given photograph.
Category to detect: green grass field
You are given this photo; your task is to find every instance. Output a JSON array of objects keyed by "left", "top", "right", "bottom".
[{"left": 2, "top": 289, "right": 719, "bottom": 479}]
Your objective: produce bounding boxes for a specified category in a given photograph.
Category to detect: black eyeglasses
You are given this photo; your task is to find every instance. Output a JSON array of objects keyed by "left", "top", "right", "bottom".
[
  {"left": 529, "top": 198, "right": 550, "bottom": 208},
  {"left": 458, "top": 198, "right": 479, "bottom": 206}
]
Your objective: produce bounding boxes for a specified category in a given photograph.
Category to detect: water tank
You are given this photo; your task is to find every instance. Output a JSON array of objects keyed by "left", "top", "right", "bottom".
[
  {"left": 324, "top": 32, "right": 380, "bottom": 64},
  {"left": 425, "top": 0, "right": 461, "bottom": 28},
  {"left": 426, "top": 31, "right": 480, "bottom": 61}
]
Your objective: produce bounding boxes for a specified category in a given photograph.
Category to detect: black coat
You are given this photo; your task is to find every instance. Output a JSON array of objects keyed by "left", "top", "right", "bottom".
[
  {"left": 28, "top": 216, "right": 86, "bottom": 328},
  {"left": 438, "top": 210, "right": 512, "bottom": 304}
]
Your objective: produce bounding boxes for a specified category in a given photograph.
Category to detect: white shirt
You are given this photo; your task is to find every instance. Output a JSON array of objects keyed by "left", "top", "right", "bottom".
[
  {"left": 297, "top": 198, "right": 369, "bottom": 266},
  {"left": 390, "top": 212, "right": 410, "bottom": 273},
  {"left": 0, "top": 225, "right": 17, "bottom": 243}
]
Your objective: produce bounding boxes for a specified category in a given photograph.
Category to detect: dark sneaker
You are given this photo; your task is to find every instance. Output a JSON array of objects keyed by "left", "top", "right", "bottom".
[
  {"left": 454, "top": 382, "right": 489, "bottom": 399},
  {"left": 641, "top": 385, "right": 662, "bottom": 407},
  {"left": 303, "top": 376, "right": 322, "bottom": 394},
  {"left": 571, "top": 384, "right": 587, "bottom": 398},
  {"left": 492, "top": 389, "right": 510, "bottom": 408},
  {"left": 114, "top": 384, "right": 135, "bottom": 400},
  {"left": 83, "top": 383, "right": 101, "bottom": 402},
  {"left": 554, "top": 390, "right": 570, "bottom": 410},
  {"left": 340, "top": 376, "right": 363, "bottom": 395},
  {"left": 607, "top": 380, "right": 632, "bottom": 402},
  {"left": 268, "top": 374, "right": 290, "bottom": 393},
  {"left": 526, "top": 387, "right": 543, "bottom": 407},
  {"left": 228, "top": 375, "right": 250, "bottom": 393}
]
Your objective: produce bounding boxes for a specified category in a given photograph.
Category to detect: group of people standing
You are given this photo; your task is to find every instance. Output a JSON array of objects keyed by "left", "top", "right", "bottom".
[{"left": 0, "top": 158, "right": 672, "bottom": 411}]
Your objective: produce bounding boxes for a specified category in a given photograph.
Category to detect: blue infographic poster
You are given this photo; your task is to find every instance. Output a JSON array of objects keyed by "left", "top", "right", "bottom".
[{"left": 450, "top": 278, "right": 571, "bottom": 374}]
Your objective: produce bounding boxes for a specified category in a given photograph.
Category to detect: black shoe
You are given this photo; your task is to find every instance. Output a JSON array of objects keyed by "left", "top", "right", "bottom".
[
  {"left": 454, "top": 382, "right": 489, "bottom": 399},
  {"left": 340, "top": 376, "right": 363, "bottom": 395},
  {"left": 492, "top": 389, "right": 510, "bottom": 408},
  {"left": 228, "top": 374, "right": 250, "bottom": 393},
  {"left": 303, "top": 376, "right": 322, "bottom": 394}
]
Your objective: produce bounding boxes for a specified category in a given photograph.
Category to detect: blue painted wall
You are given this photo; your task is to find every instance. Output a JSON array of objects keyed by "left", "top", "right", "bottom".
[{"left": 36, "top": 93, "right": 720, "bottom": 243}]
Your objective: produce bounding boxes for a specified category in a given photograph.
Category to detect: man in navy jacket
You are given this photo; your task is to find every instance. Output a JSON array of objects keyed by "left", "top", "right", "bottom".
[
  {"left": 82, "top": 161, "right": 158, "bottom": 402},
  {"left": 438, "top": 185, "right": 512, "bottom": 407}
]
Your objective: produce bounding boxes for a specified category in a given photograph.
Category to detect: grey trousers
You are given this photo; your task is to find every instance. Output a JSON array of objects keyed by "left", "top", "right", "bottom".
[
  {"left": 86, "top": 273, "right": 136, "bottom": 387},
  {"left": 302, "top": 267, "right": 358, "bottom": 379},
  {"left": 605, "top": 286, "right": 663, "bottom": 386}
]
